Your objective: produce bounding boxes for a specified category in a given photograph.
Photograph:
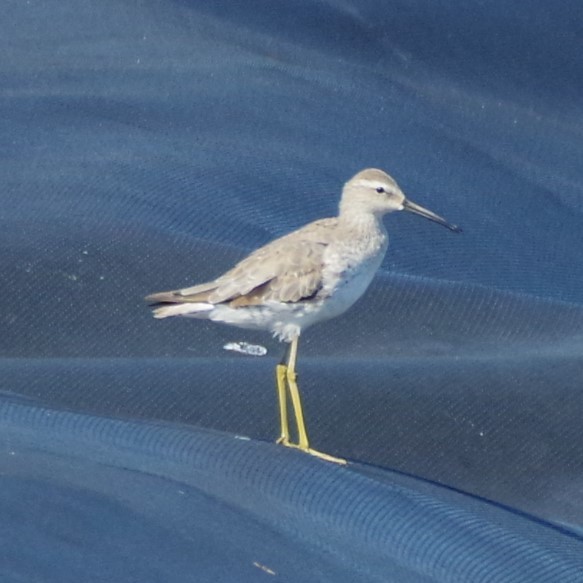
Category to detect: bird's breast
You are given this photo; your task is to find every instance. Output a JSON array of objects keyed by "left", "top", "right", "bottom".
[{"left": 319, "top": 234, "right": 388, "bottom": 317}]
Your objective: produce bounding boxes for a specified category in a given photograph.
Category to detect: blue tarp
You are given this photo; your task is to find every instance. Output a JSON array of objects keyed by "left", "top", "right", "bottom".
[{"left": 2, "top": 0, "right": 583, "bottom": 580}]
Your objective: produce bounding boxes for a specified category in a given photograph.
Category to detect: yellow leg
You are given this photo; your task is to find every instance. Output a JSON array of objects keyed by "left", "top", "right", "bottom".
[
  {"left": 275, "top": 363, "right": 290, "bottom": 445},
  {"left": 286, "top": 340, "right": 310, "bottom": 450},
  {"left": 276, "top": 336, "right": 347, "bottom": 465}
]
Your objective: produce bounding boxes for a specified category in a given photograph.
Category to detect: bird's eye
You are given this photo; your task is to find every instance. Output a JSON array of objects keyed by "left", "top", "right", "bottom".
[{"left": 376, "top": 187, "right": 385, "bottom": 194}]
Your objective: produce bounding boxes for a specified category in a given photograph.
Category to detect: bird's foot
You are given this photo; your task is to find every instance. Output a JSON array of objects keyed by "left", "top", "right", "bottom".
[
  {"left": 302, "top": 448, "right": 348, "bottom": 466},
  {"left": 305, "top": 447, "right": 347, "bottom": 465},
  {"left": 277, "top": 441, "right": 347, "bottom": 465}
]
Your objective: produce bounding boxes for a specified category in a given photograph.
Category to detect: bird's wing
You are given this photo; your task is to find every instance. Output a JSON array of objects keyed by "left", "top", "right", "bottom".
[{"left": 146, "top": 218, "right": 337, "bottom": 306}]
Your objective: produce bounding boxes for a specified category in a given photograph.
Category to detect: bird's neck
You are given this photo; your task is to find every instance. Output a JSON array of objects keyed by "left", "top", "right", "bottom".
[{"left": 337, "top": 208, "right": 387, "bottom": 239}]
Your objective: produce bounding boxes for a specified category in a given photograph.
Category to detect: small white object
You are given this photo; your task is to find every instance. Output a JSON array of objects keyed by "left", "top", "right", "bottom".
[{"left": 223, "top": 342, "right": 267, "bottom": 357}]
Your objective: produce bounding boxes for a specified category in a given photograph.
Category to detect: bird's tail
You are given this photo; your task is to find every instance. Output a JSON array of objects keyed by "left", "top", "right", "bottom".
[{"left": 151, "top": 302, "right": 214, "bottom": 319}]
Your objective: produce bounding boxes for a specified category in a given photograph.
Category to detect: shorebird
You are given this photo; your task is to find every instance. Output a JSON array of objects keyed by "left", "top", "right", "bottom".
[{"left": 146, "top": 168, "right": 460, "bottom": 464}]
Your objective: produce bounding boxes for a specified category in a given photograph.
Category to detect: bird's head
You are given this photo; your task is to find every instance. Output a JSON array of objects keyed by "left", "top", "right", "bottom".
[{"left": 340, "top": 168, "right": 461, "bottom": 232}]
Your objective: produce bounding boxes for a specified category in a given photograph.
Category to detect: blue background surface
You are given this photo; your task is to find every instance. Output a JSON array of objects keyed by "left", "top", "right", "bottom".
[{"left": 2, "top": 0, "right": 583, "bottom": 580}]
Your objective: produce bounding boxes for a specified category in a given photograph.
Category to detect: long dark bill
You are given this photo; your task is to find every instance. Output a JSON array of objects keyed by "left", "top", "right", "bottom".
[{"left": 403, "top": 199, "right": 462, "bottom": 233}]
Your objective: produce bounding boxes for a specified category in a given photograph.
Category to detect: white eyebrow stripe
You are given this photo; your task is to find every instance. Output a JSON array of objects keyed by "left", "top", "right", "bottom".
[
  {"left": 355, "top": 179, "right": 384, "bottom": 188},
  {"left": 354, "top": 179, "right": 394, "bottom": 189}
]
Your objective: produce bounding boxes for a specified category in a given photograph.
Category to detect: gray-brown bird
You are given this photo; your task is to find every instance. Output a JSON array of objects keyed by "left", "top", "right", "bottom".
[{"left": 146, "top": 168, "right": 460, "bottom": 463}]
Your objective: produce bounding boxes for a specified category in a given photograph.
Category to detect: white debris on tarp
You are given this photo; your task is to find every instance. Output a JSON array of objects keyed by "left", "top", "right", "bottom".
[{"left": 223, "top": 342, "right": 267, "bottom": 357}]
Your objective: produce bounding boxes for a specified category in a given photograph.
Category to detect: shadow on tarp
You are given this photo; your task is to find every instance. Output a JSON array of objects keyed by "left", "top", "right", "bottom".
[{"left": 1, "top": 396, "right": 582, "bottom": 583}]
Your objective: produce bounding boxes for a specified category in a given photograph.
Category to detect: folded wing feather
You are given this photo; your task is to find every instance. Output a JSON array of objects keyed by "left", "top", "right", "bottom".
[{"left": 145, "top": 218, "right": 337, "bottom": 308}]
